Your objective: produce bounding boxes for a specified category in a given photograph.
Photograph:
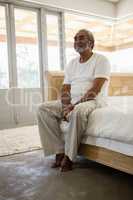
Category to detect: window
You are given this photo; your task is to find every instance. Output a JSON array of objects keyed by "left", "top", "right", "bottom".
[
  {"left": 65, "top": 13, "right": 133, "bottom": 73},
  {"left": 14, "top": 8, "right": 40, "bottom": 88},
  {"left": 0, "top": 6, "right": 9, "bottom": 88},
  {"left": 46, "top": 14, "right": 60, "bottom": 71},
  {"left": 64, "top": 13, "right": 113, "bottom": 64},
  {"left": 110, "top": 17, "right": 133, "bottom": 73},
  {"left": 108, "top": 48, "right": 133, "bottom": 73}
]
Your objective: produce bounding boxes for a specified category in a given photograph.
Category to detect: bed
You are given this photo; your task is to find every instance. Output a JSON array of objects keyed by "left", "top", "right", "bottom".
[{"left": 61, "top": 96, "right": 133, "bottom": 175}]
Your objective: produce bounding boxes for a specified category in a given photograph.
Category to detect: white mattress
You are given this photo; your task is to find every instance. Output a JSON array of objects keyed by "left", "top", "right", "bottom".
[
  {"left": 86, "top": 96, "right": 133, "bottom": 144},
  {"left": 60, "top": 96, "right": 133, "bottom": 157},
  {"left": 81, "top": 135, "right": 133, "bottom": 156}
]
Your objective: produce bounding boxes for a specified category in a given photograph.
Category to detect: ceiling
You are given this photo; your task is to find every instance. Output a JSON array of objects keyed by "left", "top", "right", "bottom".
[{"left": 104, "top": 0, "right": 120, "bottom": 3}]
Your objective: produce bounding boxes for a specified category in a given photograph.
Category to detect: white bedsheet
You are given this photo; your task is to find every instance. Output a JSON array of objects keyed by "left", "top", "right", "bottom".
[{"left": 86, "top": 96, "right": 133, "bottom": 145}]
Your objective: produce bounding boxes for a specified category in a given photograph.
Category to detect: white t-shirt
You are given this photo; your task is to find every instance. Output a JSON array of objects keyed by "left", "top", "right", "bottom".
[{"left": 63, "top": 52, "right": 111, "bottom": 104}]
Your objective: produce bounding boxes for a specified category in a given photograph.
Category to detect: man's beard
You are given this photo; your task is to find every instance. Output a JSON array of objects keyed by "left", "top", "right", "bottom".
[{"left": 75, "top": 44, "right": 90, "bottom": 53}]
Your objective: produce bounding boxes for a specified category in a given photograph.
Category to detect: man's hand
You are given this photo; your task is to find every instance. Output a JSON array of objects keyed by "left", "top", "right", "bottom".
[
  {"left": 80, "top": 91, "right": 96, "bottom": 102},
  {"left": 79, "top": 78, "right": 107, "bottom": 103},
  {"left": 62, "top": 104, "right": 74, "bottom": 121}
]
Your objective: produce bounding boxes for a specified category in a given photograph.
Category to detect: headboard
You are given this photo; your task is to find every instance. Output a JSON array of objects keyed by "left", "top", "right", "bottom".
[{"left": 47, "top": 72, "right": 133, "bottom": 100}]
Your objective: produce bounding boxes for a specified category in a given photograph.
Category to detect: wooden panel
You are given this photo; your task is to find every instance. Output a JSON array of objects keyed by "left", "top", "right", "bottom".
[
  {"left": 47, "top": 72, "right": 64, "bottom": 101},
  {"left": 79, "top": 144, "right": 133, "bottom": 175},
  {"left": 109, "top": 75, "right": 133, "bottom": 96},
  {"left": 47, "top": 72, "right": 133, "bottom": 100}
]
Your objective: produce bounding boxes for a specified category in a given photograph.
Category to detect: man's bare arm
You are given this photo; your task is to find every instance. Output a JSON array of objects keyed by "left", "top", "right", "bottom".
[
  {"left": 61, "top": 84, "right": 74, "bottom": 120},
  {"left": 74, "top": 78, "right": 107, "bottom": 105},
  {"left": 61, "top": 78, "right": 108, "bottom": 120},
  {"left": 61, "top": 84, "right": 71, "bottom": 107}
]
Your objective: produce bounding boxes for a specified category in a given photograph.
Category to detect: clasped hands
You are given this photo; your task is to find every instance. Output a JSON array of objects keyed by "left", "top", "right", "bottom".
[
  {"left": 62, "top": 91, "right": 95, "bottom": 121},
  {"left": 62, "top": 104, "right": 74, "bottom": 121}
]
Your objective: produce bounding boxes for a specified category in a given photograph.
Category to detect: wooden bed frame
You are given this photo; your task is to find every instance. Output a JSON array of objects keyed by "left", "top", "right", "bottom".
[{"left": 79, "top": 144, "right": 133, "bottom": 175}]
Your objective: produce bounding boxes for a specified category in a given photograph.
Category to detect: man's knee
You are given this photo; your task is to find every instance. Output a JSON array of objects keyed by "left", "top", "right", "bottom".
[
  {"left": 73, "top": 103, "right": 81, "bottom": 113},
  {"left": 72, "top": 103, "right": 84, "bottom": 118},
  {"left": 37, "top": 102, "right": 47, "bottom": 113},
  {"left": 37, "top": 100, "right": 61, "bottom": 117},
  {"left": 73, "top": 100, "right": 96, "bottom": 116},
  {"left": 37, "top": 102, "right": 52, "bottom": 118}
]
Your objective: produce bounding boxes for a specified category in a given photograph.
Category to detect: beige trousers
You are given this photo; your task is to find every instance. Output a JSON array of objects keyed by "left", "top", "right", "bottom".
[{"left": 37, "top": 100, "right": 99, "bottom": 161}]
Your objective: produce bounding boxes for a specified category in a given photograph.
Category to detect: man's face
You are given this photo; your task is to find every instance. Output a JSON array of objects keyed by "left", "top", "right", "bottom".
[{"left": 74, "top": 31, "right": 91, "bottom": 53}]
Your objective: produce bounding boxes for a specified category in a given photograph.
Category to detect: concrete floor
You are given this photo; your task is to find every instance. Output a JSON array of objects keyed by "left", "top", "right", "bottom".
[{"left": 0, "top": 150, "right": 132, "bottom": 200}]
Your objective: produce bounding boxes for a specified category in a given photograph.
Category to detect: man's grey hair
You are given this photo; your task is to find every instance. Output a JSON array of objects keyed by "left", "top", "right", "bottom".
[{"left": 77, "top": 29, "right": 95, "bottom": 49}]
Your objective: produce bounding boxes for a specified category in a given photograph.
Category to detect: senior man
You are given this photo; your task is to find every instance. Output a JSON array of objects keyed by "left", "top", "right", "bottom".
[{"left": 37, "top": 29, "right": 111, "bottom": 172}]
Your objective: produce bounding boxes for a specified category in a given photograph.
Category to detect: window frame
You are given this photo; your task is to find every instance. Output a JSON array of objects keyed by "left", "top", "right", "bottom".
[
  {"left": 0, "top": 3, "right": 10, "bottom": 89},
  {"left": 0, "top": 0, "right": 65, "bottom": 100}
]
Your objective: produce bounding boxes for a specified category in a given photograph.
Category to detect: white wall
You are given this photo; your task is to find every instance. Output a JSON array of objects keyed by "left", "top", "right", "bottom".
[
  {"left": 27, "top": 0, "right": 116, "bottom": 18},
  {"left": 117, "top": 0, "right": 133, "bottom": 18}
]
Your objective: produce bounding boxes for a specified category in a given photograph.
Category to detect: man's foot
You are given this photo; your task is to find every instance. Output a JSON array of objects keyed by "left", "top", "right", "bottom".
[
  {"left": 60, "top": 155, "right": 73, "bottom": 172},
  {"left": 51, "top": 153, "right": 64, "bottom": 168}
]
